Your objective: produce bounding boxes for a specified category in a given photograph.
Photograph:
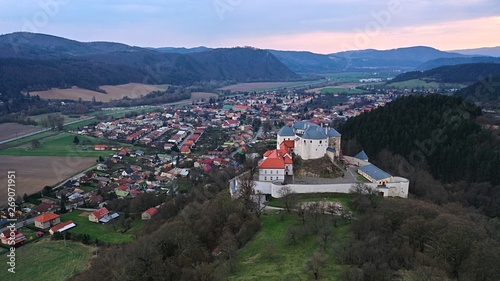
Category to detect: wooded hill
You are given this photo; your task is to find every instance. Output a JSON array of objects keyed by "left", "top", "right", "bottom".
[
  {"left": 454, "top": 74, "right": 500, "bottom": 105},
  {"left": 0, "top": 32, "right": 300, "bottom": 94},
  {"left": 389, "top": 63, "right": 500, "bottom": 84},
  {"left": 339, "top": 95, "right": 500, "bottom": 216}
]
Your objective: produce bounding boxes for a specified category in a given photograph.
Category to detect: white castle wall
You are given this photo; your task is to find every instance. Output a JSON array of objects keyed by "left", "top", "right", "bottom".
[{"left": 269, "top": 177, "right": 409, "bottom": 198}]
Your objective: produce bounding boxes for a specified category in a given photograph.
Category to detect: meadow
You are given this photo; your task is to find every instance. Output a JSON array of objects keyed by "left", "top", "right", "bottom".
[
  {"left": 61, "top": 210, "right": 144, "bottom": 244},
  {"left": 386, "top": 79, "right": 466, "bottom": 90},
  {"left": 0, "top": 239, "right": 93, "bottom": 281},
  {"left": 320, "top": 87, "right": 367, "bottom": 94},
  {"left": 230, "top": 212, "right": 349, "bottom": 281},
  {"left": 0, "top": 133, "right": 118, "bottom": 157}
]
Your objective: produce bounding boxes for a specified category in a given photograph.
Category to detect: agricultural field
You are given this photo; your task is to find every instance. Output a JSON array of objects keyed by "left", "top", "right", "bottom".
[
  {"left": 386, "top": 79, "right": 466, "bottom": 90},
  {"left": 0, "top": 133, "right": 118, "bottom": 157},
  {"left": 0, "top": 123, "right": 42, "bottom": 142},
  {"left": 220, "top": 81, "right": 321, "bottom": 92},
  {"left": 0, "top": 155, "right": 96, "bottom": 206},
  {"left": 191, "top": 92, "right": 218, "bottom": 100},
  {"left": 319, "top": 87, "right": 367, "bottom": 94},
  {"left": 325, "top": 72, "right": 394, "bottom": 83},
  {"left": 61, "top": 210, "right": 144, "bottom": 244},
  {"left": 230, "top": 213, "right": 349, "bottom": 281},
  {"left": 31, "top": 83, "right": 164, "bottom": 102},
  {"left": 30, "top": 112, "right": 82, "bottom": 125},
  {"left": 0, "top": 239, "right": 93, "bottom": 281}
]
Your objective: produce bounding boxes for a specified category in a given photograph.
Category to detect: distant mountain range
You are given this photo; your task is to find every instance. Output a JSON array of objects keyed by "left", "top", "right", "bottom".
[
  {"left": 150, "top": 44, "right": 500, "bottom": 74},
  {"left": 1, "top": 32, "right": 500, "bottom": 95},
  {"left": 451, "top": 46, "right": 500, "bottom": 57},
  {"left": 0, "top": 32, "right": 299, "bottom": 93}
]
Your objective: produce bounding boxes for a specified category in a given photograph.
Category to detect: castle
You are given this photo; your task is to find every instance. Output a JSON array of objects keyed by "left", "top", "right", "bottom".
[{"left": 257, "top": 121, "right": 341, "bottom": 183}]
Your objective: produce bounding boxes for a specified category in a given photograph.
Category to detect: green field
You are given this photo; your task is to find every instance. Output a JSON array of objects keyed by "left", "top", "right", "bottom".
[
  {"left": 386, "top": 79, "right": 466, "bottom": 90},
  {"left": 326, "top": 72, "right": 393, "bottom": 83},
  {"left": 255, "top": 80, "right": 324, "bottom": 93},
  {"left": 0, "top": 131, "right": 56, "bottom": 148},
  {"left": 0, "top": 133, "right": 115, "bottom": 157},
  {"left": 0, "top": 239, "right": 92, "bottom": 281},
  {"left": 61, "top": 210, "right": 144, "bottom": 244},
  {"left": 30, "top": 112, "right": 82, "bottom": 126},
  {"left": 230, "top": 213, "right": 349, "bottom": 281},
  {"left": 320, "top": 87, "right": 367, "bottom": 94}
]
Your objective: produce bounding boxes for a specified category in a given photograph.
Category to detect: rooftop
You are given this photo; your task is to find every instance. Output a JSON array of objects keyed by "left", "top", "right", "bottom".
[{"left": 359, "top": 164, "right": 392, "bottom": 181}]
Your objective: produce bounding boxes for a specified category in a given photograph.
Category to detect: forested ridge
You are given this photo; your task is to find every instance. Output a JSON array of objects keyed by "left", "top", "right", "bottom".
[
  {"left": 340, "top": 94, "right": 500, "bottom": 216},
  {"left": 389, "top": 63, "right": 500, "bottom": 84},
  {"left": 334, "top": 94, "right": 500, "bottom": 280}
]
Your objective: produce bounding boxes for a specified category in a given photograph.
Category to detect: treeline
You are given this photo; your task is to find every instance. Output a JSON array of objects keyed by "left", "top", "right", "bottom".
[
  {"left": 339, "top": 191, "right": 500, "bottom": 280},
  {"left": 105, "top": 87, "right": 191, "bottom": 108},
  {"left": 71, "top": 168, "right": 260, "bottom": 281},
  {"left": 339, "top": 94, "right": 500, "bottom": 216},
  {"left": 389, "top": 63, "right": 500, "bottom": 84}
]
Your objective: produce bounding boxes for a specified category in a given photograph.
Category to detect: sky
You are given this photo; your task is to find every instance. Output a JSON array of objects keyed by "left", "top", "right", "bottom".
[{"left": 0, "top": 0, "right": 499, "bottom": 54}]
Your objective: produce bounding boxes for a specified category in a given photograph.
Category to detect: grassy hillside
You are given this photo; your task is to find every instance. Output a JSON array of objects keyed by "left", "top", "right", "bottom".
[
  {"left": 0, "top": 239, "right": 93, "bottom": 281},
  {"left": 230, "top": 213, "right": 349, "bottom": 281}
]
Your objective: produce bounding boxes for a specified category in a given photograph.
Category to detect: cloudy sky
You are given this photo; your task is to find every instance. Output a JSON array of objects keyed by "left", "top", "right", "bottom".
[{"left": 0, "top": 0, "right": 499, "bottom": 53}]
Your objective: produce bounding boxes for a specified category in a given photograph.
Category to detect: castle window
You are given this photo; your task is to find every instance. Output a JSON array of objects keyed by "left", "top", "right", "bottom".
[
  {"left": 265, "top": 177, "right": 267, "bottom": 181},
  {"left": 310, "top": 141, "right": 312, "bottom": 143},
  {"left": 304, "top": 140, "right": 306, "bottom": 143},
  {"left": 319, "top": 140, "right": 322, "bottom": 144}
]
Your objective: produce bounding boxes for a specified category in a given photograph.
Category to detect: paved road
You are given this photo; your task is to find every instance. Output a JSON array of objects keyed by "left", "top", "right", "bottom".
[{"left": 0, "top": 218, "right": 35, "bottom": 233}]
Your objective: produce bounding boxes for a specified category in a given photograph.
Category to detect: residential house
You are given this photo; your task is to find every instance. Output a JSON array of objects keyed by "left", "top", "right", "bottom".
[
  {"left": 94, "top": 144, "right": 108, "bottom": 151},
  {"left": 34, "top": 213, "right": 61, "bottom": 229},
  {"left": 0, "top": 228, "right": 26, "bottom": 245},
  {"left": 141, "top": 207, "right": 158, "bottom": 220},
  {"left": 88, "top": 207, "right": 119, "bottom": 223}
]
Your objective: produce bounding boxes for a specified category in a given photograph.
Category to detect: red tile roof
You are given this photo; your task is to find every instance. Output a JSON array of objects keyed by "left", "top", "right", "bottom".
[
  {"left": 34, "top": 212, "right": 60, "bottom": 223},
  {"left": 91, "top": 207, "right": 109, "bottom": 220},
  {"left": 50, "top": 220, "right": 75, "bottom": 233},
  {"left": 144, "top": 207, "right": 158, "bottom": 216},
  {"left": 258, "top": 157, "right": 285, "bottom": 169}
]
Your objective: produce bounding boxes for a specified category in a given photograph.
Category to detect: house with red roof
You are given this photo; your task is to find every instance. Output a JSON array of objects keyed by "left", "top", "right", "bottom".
[
  {"left": 34, "top": 212, "right": 61, "bottom": 229},
  {"left": 1, "top": 228, "right": 26, "bottom": 245},
  {"left": 94, "top": 144, "right": 108, "bottom": 151},
  {"left": 258, "top": 147, "right": 293, "bottom": 182},
  {"left": 89, "top": 207, "right": 119, "bottom": 223},
  {"left": 141, "top": 207, "right": 158, "bottom": 220}
]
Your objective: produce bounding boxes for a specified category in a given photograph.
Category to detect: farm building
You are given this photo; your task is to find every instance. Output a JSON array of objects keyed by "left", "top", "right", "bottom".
[{"left": 49, "top": 220, "right": 76, "bottom": 235}]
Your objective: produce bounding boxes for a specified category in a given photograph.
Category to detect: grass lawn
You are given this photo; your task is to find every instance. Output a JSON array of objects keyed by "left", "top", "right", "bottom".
[
  {"left": 0, "top": 239, "right": 93, "bottom": 281},
  {"left": 0, "top": 133, "right": 122, "bottom": 157},
  {"left": 230, "top": 213, "right": 348, "bottom": 281},
  {"left": 320, "top": 87, "right": 367, "bottom": 94},
  {"left": 61, "top": 210, "right": 144, "bottom": 244}
]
